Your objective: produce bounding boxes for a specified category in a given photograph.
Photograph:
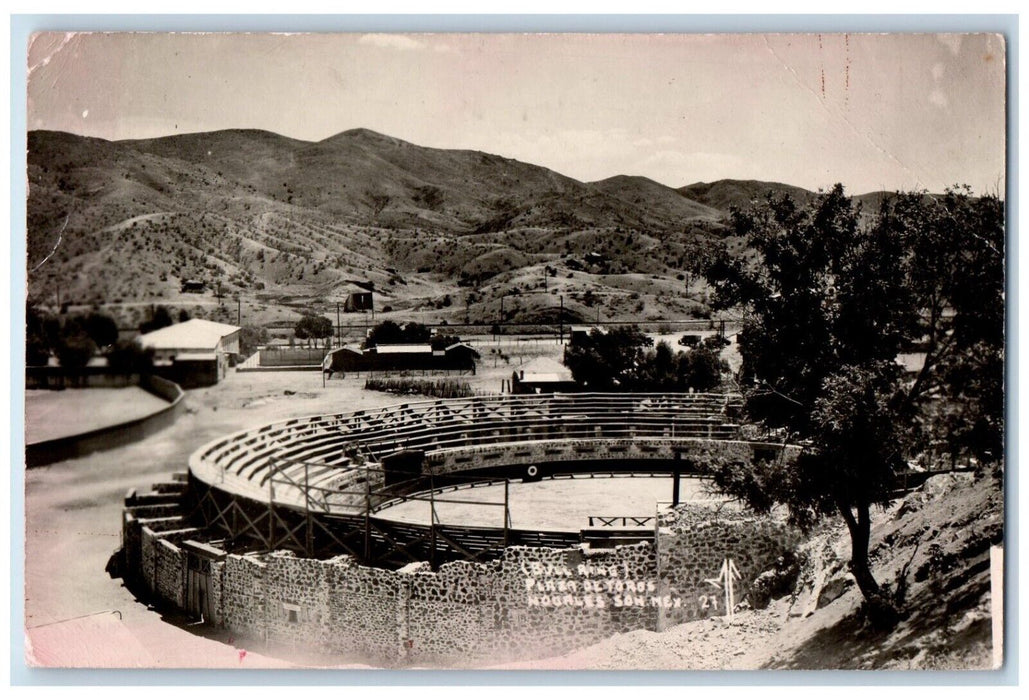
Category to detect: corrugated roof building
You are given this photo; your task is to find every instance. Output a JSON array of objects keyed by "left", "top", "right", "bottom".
[{"left": 137, "top": 318, "right": 241, "bottom": 387}]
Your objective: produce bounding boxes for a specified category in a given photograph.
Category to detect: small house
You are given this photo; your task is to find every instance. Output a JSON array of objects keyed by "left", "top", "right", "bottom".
[{"left": 180, "top": 279, "right": 206, "bottom": 293}]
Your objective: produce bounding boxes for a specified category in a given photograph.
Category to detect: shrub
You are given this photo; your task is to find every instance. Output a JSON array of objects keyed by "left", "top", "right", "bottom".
[
  {"left": 749, "top": 552, "right": 803, "bottom": 609},
  {"left": 106, "top": 340, "right": 154, "bottom": 373},
  {"left": 364, "top": 377, "right": 474, "bottom": 399},
  {"left": 56, "top": 334, "right": 97, "bottom": 368}
]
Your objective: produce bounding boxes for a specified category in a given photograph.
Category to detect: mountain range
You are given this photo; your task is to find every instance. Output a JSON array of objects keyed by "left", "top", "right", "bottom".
[{"left": 25, "top": 127, "right": 895, "bottom": 328}]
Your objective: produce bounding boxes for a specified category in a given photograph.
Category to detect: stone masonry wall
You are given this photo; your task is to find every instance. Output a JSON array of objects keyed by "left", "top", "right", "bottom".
[
  {"left": 140, "top": 524, "right": 198, "bottom": 606},
  {"left": 155, "top": 539, "right": 186, "bottom": 608},
  {"left": 218, "top": 555, "right": 267, "bottom": 643},
  {"left": 128, "top": 505, "right": 799, "bottom": 666},
  {"left": 655, "top": 506, "right": 802, "bottom": 628}
]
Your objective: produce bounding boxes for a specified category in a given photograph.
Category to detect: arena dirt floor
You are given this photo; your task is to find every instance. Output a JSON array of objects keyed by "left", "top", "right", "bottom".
[{"left": 375, "top": 475, "right": 725, "bottom": 531}]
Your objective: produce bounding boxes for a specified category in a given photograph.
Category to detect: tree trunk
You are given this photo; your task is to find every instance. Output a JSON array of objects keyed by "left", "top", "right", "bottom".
[
  {"left": 837, "top": 501, "right": 881, "bottom": 599},
  {"left": 837, "top": 499, "right": 902, "bottom": 627}
]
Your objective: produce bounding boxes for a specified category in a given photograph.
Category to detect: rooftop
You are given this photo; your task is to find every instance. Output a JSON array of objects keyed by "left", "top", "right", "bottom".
[
  {"left": 137, "top": 318, "right": 240, "bottom": 351},
  {"left": 372, "top": 344, "right": 433, "bottom": 355},
  {"left": 518, "top": 357, "right": 574, "bottom": 382}
]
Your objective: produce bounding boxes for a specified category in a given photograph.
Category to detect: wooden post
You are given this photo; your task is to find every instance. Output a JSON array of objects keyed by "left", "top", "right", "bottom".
[
  {"left": 364, "top": 465, "right": 372, "bottom": 563},
  {"left": 559, "top": 295, "right": 564, "bottom": 344},
  {"left": 503, "top": 479, "right": 510, "bottom": 548},
  {"left": 304, "top": 461, "right": 313, "bottom": 556},
  {"left": 268, "top": 461, "right": 276, "bottom": 551},
  {"left": 672, "top": 458, "right": 681, "bottom": 507},
  {"left": 429, "top": 470, "right": 437, "bottom": 570}
]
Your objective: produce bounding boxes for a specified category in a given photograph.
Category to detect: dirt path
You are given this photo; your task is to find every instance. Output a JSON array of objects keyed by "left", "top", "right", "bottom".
[{"left": 22, "top": 370, "right": 411, "bottom": 668}]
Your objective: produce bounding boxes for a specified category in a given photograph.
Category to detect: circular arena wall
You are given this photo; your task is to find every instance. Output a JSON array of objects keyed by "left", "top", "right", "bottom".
[
  {"left": 182, "top": 392, "right": 800, "bottom": 567},
  {"left": 122, "top": 392, "right": 804, "bottom": 665}
]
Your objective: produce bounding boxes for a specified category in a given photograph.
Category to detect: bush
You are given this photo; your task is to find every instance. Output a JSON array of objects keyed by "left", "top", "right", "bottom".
[
  {"left": 749, "top": 552, "right": 803, "bottom": 609},
  {"left": 238, "top": 326, "right": 270, "bottom": 357},
  {"left": 56, "top": 334, "right": 97, "bottom": 368},
  {"left": 106, "top": 340, "right": 155, "bottom": 373},
  {"left": 364, "top": 377, "right": 474, "bottom": 399}
]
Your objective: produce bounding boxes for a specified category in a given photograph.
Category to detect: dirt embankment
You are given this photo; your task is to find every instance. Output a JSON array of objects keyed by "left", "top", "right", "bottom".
[{"left": 493, "top": 471, "right": 1004, "bottom": 671}]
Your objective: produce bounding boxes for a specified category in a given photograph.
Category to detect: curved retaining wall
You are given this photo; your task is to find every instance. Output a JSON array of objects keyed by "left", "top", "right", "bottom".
[
  {"left": 27, "top": 375, "right": 185, "bottom": 468},
  {"left": 120, "top": 392, "right": 804, "bottom": 664},
  {"left": 123, "top": 486, "right": 800, "bottom": 667}
]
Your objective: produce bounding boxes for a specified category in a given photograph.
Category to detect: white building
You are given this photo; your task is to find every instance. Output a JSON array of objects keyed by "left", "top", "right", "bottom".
[{"left": 137, "top": 318, "right": 241, "bottom": 387}]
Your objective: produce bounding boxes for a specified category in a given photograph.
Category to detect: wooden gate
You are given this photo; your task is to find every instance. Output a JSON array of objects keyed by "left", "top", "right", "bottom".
[{"left": 183, "top": 540, "right": 225, "bottom": 622}]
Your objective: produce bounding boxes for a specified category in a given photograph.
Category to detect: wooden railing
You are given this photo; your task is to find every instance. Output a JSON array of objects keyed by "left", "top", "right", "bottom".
[
  {"left": 587, "top": 515, "right": 655, "bottom": 528},
  {"left": 193, "top": 392, "right": 743, "bottom": 483}
]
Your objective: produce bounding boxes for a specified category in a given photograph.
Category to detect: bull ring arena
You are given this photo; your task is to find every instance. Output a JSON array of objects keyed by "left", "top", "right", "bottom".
[{"left": 120, "top": 392, "right": 811, "bottom": 666}]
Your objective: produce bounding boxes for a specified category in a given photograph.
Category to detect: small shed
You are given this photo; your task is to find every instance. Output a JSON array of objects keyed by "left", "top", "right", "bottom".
[
  {"left": 511, "top": 357, "right": 578, "bottom": 394},
  {"left": 341, "top": 282, "right": 375, "bottom": 312}
]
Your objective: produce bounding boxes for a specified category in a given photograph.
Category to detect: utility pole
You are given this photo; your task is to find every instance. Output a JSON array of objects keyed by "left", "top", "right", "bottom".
[
  {"left": 237, "top": 297, "right": 241, "bottom": 327},
  {"left": 559, "top": 295, "right": 564, "bottom": 344},
  {"left": 336, "top": 302, "right": 341, "bottom": 347}
]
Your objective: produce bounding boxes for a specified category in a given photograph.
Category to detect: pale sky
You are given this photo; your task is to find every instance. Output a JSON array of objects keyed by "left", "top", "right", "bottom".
[{"left": 27, "top": 32, "right": 1006, "bottom": 195}]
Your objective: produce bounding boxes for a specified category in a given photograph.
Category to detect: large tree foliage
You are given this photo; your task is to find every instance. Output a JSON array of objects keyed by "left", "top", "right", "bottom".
[
  {"left": 364, "top": 320, "right": 431, "bottom": 348},
  {"left": 563, "top": 326, "right": 653, "bottom": 390},
  {"left": 294, "top": 314, "right": 333, "bottom": 347},
  {"left": 238, "top": 325, "right": 269, "bottom": 357},
  {"left": 106, "top": 339, "right": 155, "bottom": 373},
  {"left": 564, "top": 326, "right": 728, "bottom": 392},
  {"left": 705, "top": 185, "right": 1004, "bottom": 619},
  {"left": 139, "top": 306, "right": 174, "bottom": 334},
  {"left": 83, "top": 312, "right": 120, "bottom": 348}
]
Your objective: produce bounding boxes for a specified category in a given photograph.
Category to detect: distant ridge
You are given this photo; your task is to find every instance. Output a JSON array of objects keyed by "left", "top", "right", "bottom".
[
  {"left": 678, "top": 179, "right": 818, "bottom": 211},
  {"left": 26, "top": 127, "right": 934, "bottom": 319}
]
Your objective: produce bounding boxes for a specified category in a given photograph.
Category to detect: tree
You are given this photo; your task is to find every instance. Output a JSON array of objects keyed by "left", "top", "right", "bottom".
[
  {"left": 365, "top": 320, "right": 431, "bottom": 348},
  {"left": 83, "top": 312, "right": 119, "bottom": 348},
  {"left": 140, "top": 306, "right": 174, "bottom": 334},
  {"left": 563, "top": 326, "right": 653, "bottom": 390},
  {"left": 106, "top": 339, "right": 155, "bottom": 373},
  {"left": 679, "top": 345, "right": 728, "bottom": 392},
  {"left": 294, "top": 314, "right": 333, "bottom": 348},
  {"left": 26, "top": 304, "right": 53, "bottom": 366},
  {"left": 704, "top": 185, "right": 1003, "bottom": 622},
  {"left": 56, "top": 334, "right": 97, "bottom": 368},
  {"left": 238, "top": 326, "right": 269, "bottom": 357}
]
